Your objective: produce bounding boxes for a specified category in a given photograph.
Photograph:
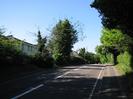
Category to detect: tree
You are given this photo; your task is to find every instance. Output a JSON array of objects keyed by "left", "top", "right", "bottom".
[
  {"left": 78, "top": 48, "right": 100, "bottom": 64},
  {"left": 101, "top": 28, "right": 125, "bottom": 50},
  {"left": 0, "top": 27, "right": 5, "bottom": 36},
  {"left": 91, "top": 0, "right": 133, "bottom": 37},
  {"left": 101, "top": 28, "right": 133, "bottom": 51},
  {"left": 35, "top": 30, "right": 54, "bottom": 68},
  {"left": 49, "top": 19, "right": 78, "bottom": 64},
  {"left": 95, "top": 45, "right": 109, "bottom": 63},
  {"left": 78, "top": 48, "right": 86, "bottom": 60},
  {"left": 97, "top": 28, "right": 133, "bottom": 64},
  {"left": 37, "top": 30, "right": 47, "bottom": 53}
]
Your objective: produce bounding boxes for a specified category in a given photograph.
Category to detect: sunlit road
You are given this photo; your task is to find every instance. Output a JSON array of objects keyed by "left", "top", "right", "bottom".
[{"left": 0, "top": 64, "right": 127, "bottom": 99}]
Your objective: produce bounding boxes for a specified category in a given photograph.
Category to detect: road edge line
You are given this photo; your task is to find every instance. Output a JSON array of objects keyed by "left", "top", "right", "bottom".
[
  {"left": 88, "top": 67, "right": 104, "bottom": 99},
  {"left": 11, "top": 84, "right": 44, "bottom": 99}
]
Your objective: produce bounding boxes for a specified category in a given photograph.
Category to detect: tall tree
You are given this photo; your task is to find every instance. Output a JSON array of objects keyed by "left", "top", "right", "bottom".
[
  {"left": 78, "top": 48, "right": 86, "bottom": 59},
  {"left": 91, "top": 0, "right": 133, "bottom": 37},
  {"left": 37, "top": 30, "right": 47, "bottom": 53},
  {"left": 49, "top": 19, "right": 78, "bottom": 63},
  {"left": 98, "top": 28, "right": 132, "bottom": 64},
  {"left": 35, "top": 30, "right": 54, "bottom": 68},
  {"left": 0, "top": 27, "right": 5, "bottom": 36},
  {"left": 78, "top": 48, "right": 100, "bottom": 64}
]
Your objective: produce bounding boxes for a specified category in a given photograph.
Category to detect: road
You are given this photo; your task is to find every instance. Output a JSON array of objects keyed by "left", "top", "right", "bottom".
[{"left": 0, "top": 64, "right": 127, "bottom": 99}]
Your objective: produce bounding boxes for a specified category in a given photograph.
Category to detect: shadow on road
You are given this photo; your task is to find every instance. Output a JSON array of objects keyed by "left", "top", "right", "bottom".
[
  {"left": 0, "top": 65, "right": 133, "bottom": 99},
  {"left": 21, "top": 71, "right": 133, "bottom": 99}
]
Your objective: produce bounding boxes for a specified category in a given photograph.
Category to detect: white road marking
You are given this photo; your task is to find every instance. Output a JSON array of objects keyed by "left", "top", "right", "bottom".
[
  {"left": 88, "top": 67, "right": 104, "bottom": 99},
  {"left": 11, "top": 84, "right": 44, "bottom": 99},
  {"left": 73, "top": 68, "right": 79, "bottom": 71},
  {"left": 11, "top": 66, "right": 84, "bottom": 99},
  {"left": 10, "top": 65, "right": 98, "bottom": 99},
  {"left": 55, "top": 71, "right": 70, "bottom": 79},
  {"left": 55, "top": 66, "right": 83, "bottom": 79}
]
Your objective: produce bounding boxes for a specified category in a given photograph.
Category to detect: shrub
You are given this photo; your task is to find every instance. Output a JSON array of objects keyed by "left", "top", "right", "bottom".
[
  {"left": 33, "top": 53, "right": 55, "bottom": 68},
  {"left": 117, "top": 51, "right": 132, "bottom": 73},
  {"left": 52, "top": 53, "right": 64, "bottom": 65},
  {"left": 0, "top": 36, "right": 33, "bottom": 67},
  {"left": 69, "top": 56, "right": 86, "bottom": 65}
]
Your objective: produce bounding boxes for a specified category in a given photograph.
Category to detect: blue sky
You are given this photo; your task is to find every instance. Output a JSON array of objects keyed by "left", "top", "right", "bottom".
[{"left": 0, "top": 0, "right": 102, "bottom": 52}]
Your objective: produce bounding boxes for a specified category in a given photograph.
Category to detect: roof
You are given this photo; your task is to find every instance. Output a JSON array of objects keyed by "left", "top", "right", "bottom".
[{"left": 7, "top": 35, "right": 37, "bottom": 47}]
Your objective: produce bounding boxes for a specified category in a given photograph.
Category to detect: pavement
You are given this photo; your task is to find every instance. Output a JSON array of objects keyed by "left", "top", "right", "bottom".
[{"left": 0, "top": 64, "right": 128, "bottom": 99}]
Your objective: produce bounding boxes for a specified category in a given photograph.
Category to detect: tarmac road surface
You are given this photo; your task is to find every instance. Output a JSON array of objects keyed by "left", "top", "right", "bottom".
[{"left": 0, "top": 64, "right": 127, "bottom": 99}]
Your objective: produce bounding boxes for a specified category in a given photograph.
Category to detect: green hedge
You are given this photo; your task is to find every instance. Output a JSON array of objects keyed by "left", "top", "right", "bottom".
[
  {"left": 99, "top": 53, "right": 113, "bottom": 64},
  {"left": 0, "top": 36, "right": 32, "bottom": 66},
  {"left": 33, "top": 53, "right": 55, "bottom": 68},
  {"left": 117, "top": 51, "right": 132, "bottom": 74}
]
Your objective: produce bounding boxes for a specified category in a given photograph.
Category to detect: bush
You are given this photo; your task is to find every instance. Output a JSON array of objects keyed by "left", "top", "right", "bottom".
[
  {"left": 99, "top": 53, "right": 113, "bottom": 64},
  {"left": 117, "top": 51, "right": 133, "bottom": 90},
  {"left": 0, "top": 36, "right": 33, "bottom": 67},
  {"left": 33, "top": 53, "right": 55, "bottom": 68},
  {"left": 117, "top": 51, "right": 132, "bottom": 73},
  {"left": 52, "top": 53, "right": 64, "bottom": 65},
  {"left": 69, "top": 56, "right": 86, "bottom": 65}
]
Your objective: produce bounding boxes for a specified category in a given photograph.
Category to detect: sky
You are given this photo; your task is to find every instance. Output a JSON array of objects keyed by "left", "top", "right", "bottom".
[{"left": 0, "top": 0, "right": 102, "bottom": 53}]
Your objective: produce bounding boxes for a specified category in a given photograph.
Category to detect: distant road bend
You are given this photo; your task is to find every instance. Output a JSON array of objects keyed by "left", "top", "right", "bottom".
[{"left": 0, "top": 64, "right": 127, "bottom": 99}]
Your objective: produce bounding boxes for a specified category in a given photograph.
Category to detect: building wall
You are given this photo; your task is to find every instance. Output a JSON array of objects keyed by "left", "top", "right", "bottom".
[
  {"left": 7, "top": 35, "right": 38, "bottom": 56},
  {"left": 21, "top": 42, "right": 38, "bottom": 56}
]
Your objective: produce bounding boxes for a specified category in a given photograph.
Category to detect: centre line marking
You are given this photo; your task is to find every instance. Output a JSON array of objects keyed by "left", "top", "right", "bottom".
[
  {"left": 11, "top": 84, "right": 44, "bottom": 99},
  {"left": 55, "top": 66, "right": 83, "bottom": 79},
  {"left": 88, "top": 67, "right": 104, "bottom": 99},
  {"left": 11, "top": 65, "right": 87, "bottom": 99}
]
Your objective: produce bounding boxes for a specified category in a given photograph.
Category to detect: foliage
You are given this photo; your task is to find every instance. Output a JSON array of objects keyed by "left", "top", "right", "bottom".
[
  {"left": 95, "top": 45, "right": 109, "bottom": 55},
  {"left": 85, "top": 52, "right": 99, "bottom": 64},
  {"left": 117, "top": 51, "right": 132, "bottom": 74},
  {"left": 33, "top": 52, "right": 54, "bottom": 68},
  {"left": 91, "top": 0, "right": 133, "bottom": 65},
  {"left": 96, "top": 28, "right": 133, "bottom": 64},
  {"left": 37, "top": 30, "right": 47, "bottom": 53},
  {"left": 0, "top": 35, "right": 32, "bottom": 66},
  {"left": 101, "top": 28, "right": 133, "bottom": 52},
  {"left": 78, "top": 48, "right": 86, "bottom": 59},
  {"left": 101, "top": 29, "right": 124, "bottom": 47},
  {"left": 91, "top": 1, "right": 133, "bottom": 88},
  {"left": 78, "top": 48, "right": 100, "bottom": 64},
  {"left": 34, "top": 30, "right": 54, "bottom": 68},
  {"left": 95, "top": 45, "right": 111, "bottom": 63},
  {"left": 49, "top": 19, "right": 78, "bottom": 65},
  {"left": 69, "top": 56, "right": 86, "bottom": 65},
  {"left": 91, "top": 0, "right": 133, "bottom": 37}
]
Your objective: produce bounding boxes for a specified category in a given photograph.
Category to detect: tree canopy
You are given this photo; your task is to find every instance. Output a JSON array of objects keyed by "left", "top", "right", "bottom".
[
  {"left": 100, "top": 28, "right": 133, "bottom": 52},
  {"left": 78, "top": 48, "right": 100, "bottom": 64},
  {"left": 49, "top": 19, "right": 78, "bottom": 64},
  {"left": 91, "top": 0, "right": 133, "bottom": 37},
  {"left": 96, "top": 28, "right": 132, "bottom": 64}
]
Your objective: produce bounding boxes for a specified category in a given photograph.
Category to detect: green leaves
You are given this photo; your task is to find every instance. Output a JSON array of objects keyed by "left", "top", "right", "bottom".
[
  {"left": 101, "top": 28, "right": 123, "bottom": 47},
  {"left": 95, "top": 28, "right": 133, "bottom": 64},
  {"left": 91, "top": 0, "right": 133, "bottom": 37},
  {"left": 35, "top": 30, "right": 54, "bottom": 68},
  {"left": 37, "top": 30, "right": 47, "bottom": 53},
  {"left": 49, "top": 19, "right": 78, "bottom": 65},
  {"left": 78, "top": 48, "right": 100, "bottom": 64},
  {"left": 100, "top": 28, "right": 133, "bottom": 52}
]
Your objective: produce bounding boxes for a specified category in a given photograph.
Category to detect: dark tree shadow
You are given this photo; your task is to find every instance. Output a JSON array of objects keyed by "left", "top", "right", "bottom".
[
  {"left": 0, "top": 65, "right": 133, "bottom": 99},
  {"left": 14, "top": 72, "right": 133, "bottom": 99}
]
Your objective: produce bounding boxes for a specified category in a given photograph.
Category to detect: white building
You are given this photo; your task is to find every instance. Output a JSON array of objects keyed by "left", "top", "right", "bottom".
[{"left": 7, "top": 35, "right": 38, "bottom": 56}]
